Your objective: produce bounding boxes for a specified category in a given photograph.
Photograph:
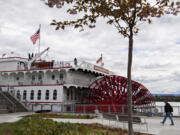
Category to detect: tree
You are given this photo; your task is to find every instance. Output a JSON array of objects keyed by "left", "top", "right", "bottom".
[{"left": 42, "top": 0, "right": 180, "bottom": 135}]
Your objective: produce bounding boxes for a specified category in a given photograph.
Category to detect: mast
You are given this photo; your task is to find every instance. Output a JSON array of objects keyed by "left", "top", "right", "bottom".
[{"left": 27, "top": 47, "right": 50, "bottom": 69}]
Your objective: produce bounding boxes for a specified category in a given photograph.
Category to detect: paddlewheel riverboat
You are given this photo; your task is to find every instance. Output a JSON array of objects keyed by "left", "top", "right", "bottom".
[{"left": 0, "top": 47, "right": 155, "bottom": 113}]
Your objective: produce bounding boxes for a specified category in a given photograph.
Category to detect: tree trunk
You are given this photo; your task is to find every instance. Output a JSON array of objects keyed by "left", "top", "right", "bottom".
[{"left": 127, "top": 27, "right": 134, "bottom": 135}]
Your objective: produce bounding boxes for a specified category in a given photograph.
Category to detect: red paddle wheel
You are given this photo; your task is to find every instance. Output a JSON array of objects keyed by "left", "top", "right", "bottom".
[
  {"left": 88, "top": 75, "right": 154, "bottom": 105},
  {"left": 82, "top": 75, "right": 155, "bottom": 113}
]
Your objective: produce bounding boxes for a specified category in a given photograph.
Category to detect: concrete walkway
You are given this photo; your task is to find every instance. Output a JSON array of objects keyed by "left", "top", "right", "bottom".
[
  {"left": 0, "top": 113, "right": 180, "bottom": 135},
  {"left": 0, "top": 112, "right": 34, "bottom": 123}
]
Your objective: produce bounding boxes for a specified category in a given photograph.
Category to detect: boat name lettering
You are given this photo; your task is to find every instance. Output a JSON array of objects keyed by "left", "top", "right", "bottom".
[
  {"left": 94, "top": 65, "right": 109, "bottom": 74},
  {"left": 56, "top": 61, "right": 71, "bottom": 67}
]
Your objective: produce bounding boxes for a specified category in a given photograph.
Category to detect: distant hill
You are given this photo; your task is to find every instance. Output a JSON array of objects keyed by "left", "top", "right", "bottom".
[
  {"left": 152, "top": 94, "right": 180, "bottom": 102},
  {"left": 152, "top": 91, "right": 180, "bottom": 96},
  {"left": 152, "top": 93, "right": 180, "bottom": 96}
]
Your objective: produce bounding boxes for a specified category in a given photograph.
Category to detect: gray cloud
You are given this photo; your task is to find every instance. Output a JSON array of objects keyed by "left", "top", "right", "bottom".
[{"left": 0, "top": 0, "right": 180, "bottom": 94}]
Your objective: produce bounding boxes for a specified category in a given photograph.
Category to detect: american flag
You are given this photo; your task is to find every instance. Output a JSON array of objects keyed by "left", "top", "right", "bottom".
[
  {"left": 30, "top": 28, "right": 40, "bottom": 44},
  {"left": 96, "top": 54, "right": 102, "bottom": 64}
]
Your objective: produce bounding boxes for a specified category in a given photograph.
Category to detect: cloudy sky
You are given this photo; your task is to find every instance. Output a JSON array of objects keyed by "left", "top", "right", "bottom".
[{"left": 0, "top": 0, "right": 180, "bottom": 94}]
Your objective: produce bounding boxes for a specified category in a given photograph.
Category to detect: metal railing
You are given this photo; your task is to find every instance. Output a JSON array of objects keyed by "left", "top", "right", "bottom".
[
  {"left": 28, "top": 103, "right": 180, "bottom": 116},
  {"left": 25, "top": 103, "right": 180, "bottom": 116},
  {"left": 6, "top": 90, "right": 29, "bottom": 111},
  {"left": 27, "top": 103, "right": 155, "bottom": 116},
  {"left": 155, "top": 105, "right": 180, "bottom": 116}
]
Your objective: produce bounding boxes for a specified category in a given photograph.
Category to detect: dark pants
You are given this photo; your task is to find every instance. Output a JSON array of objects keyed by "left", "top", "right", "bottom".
[{"left": 162, "top": 112, "right": 174, "bottom": 125}]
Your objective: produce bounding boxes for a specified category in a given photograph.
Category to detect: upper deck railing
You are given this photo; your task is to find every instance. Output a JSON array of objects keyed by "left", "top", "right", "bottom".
[{"left": 31, "top": 60, "right": 113, "bottom": 75}]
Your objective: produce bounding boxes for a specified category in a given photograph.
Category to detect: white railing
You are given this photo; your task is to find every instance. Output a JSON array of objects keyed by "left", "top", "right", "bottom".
[
  {"left": 155, "top": 105, "right": 180, "bottom": 116},
  {"left": 54, "top": 61, "right": 74, "bottom": 68}
]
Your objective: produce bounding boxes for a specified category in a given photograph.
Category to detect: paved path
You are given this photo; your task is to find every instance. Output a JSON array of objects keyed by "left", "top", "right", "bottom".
[
  {"left": 0, "top": 113, "right": 180, "bottom": 135},
  {"left": 144, "top": 117, "right": 180, "bottom": 135},
  {"left": 0, "top": 112, "right": 33, "bottom": 123},
  {"left": 52, "top": 117, "right": 180, "bottom": 135}
]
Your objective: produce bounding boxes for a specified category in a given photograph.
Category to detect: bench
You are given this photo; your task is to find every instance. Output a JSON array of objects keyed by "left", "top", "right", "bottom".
[{"left": 102, "top": 113, "right": 148, "bottom": 131}]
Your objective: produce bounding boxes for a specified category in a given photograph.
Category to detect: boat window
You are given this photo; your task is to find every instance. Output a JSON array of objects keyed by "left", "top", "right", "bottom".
[
  {"left": 32, "top": 75, "right": 35, "bottom": 81},
  {"left": 52, "top": 75, "right": 55, "bottom": 80},
  {"left": 71, "top": 89, "right": 73, "bottom": 100},
  {"left": 60, "top": 74, "right": 63, "bottom": 80},
  {"left": 16, "top": 90, "right": 20, "bottom": 100},
  {"left": 67, "top": 89, "right": 69, "bottom": 100},
  {"left": 46, "top": 90, "right": 49, "bottom": 100},
  {"left": 38, "top": 75, "right": 42, "bottom": 80},
  {"left": 75, "top": 89, "right": 77, "bottom": 100},
  {"left": 37, "top": 90, "right": 41, "bottom": 100},
  {"left": 23, "top": 90, "right": 27, "bottom": 100},
  {"left": 30, "top": 90, "right": 34, "bottom": 100},
  {"left": 53, "top": 89, "right": 57, "bottom": 100}
]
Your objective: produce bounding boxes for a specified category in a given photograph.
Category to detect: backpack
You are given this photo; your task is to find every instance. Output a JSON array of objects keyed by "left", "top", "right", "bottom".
[{"left": 169, "top": 105, "right": 173, "bottom": 112}]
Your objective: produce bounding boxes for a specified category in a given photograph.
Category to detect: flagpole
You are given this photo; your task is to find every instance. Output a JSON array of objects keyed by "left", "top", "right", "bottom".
[
  {"left": 101, "top": 54, "right": 102, "bottom": 66},
  {"left": 38, "top": 24, "right": 41, "bottom": 54}
]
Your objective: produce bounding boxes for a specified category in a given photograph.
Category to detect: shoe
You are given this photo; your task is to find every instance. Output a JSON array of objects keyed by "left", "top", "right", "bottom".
[
  {"left": 161, "top": 122, "right": 164, "bottom": 124},
  {"left": 170, "top": 124, "right": 174, "bottom": 126}
]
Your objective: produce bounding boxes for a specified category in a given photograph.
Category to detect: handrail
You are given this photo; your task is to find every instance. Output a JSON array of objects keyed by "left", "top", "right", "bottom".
[
  {"left": 6, "top": 91, "right": 29, "bottom": 111},
  {"left": 0, "top": 91, "right": 16, "bottom": 112}
]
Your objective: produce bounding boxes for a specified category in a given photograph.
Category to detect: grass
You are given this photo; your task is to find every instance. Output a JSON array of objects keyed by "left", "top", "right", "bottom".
[{"left": 0, "top": 115, "right": 150, "bottom": 135}]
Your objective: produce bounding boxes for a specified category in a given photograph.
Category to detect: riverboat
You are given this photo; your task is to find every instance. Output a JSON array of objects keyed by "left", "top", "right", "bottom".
[{"left": 0, "top": 47, "right": 155, "bottom": 113}]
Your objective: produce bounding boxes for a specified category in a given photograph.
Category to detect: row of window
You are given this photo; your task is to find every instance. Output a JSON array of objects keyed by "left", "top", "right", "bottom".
[
  {"left": 16, "top": 90, "right": 57, "bottom": 100},
  {"left": 66, "top": 89, "right": 78, "bottom": 100},
  {"left": 16, "top": 74, "right": 64, "bottom": 81}
]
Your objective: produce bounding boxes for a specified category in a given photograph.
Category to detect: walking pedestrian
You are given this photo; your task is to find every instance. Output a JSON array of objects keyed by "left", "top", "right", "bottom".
[{"left": 161, "top": 100, "right": 174, "bottom": 125}]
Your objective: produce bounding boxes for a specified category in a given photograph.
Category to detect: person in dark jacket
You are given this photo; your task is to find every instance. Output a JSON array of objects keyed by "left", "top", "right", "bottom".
[{"left": 161, "top": 100, "right": 174, "bottom": 125}]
